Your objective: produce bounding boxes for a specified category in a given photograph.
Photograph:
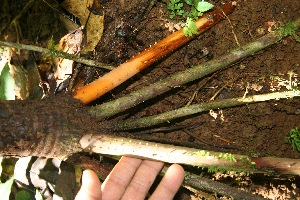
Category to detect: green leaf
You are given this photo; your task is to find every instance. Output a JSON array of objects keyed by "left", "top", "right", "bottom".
[
  {"left": 0, "top": 63, "right": 15, "bottom": 100},
  {"left": 0, "top": 175, "right": 14, "bottom": 200},
  {"left": 196, "top": 1, "right": 214, "bottom": 12},
  {"left": 168, "top": 3, "right": 175, "bottom": 11},
  {"left": 176, "top": 9, "right": 184, "bottom": 16},
  {"left": 182, "top": 17, "right": 198, "bottom": 36},
  {"left": 184, "top": 0, "right": 193, "bottom": 5},
  {"left": 286, "top": 127, "right": 300, "bottom": 152},
  {"left": 174, "top": 2, "right": 183, "bottom": 10},
  {"left": 189, "top": 7, "right": 202, "bottom": 18},
  {"left": 168, "top": 0, "right": 182, "bottom": 10},
  {"left": 292, "top": 33, "right": 300, "bottom": 42},
  {"left": 169, "top": 12, "right": 176, "bottom": 19},
  {"left": 15, "top": 190, "right": 32, "bottom": 200}
]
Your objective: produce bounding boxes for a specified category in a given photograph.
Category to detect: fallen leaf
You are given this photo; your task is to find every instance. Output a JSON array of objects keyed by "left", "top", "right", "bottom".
[{"left": 61, "top": 0, "right": 104, "bottom": 53}]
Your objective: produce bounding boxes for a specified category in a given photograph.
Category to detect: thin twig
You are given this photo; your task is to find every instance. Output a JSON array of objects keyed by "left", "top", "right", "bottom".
[
  {"left": 221, "top": 9, "right": 240, "bottom": 46},
  {"left": 0, "top": 41, "right": 114, "bottom": 70},
  {"left": 186, "top": 70, "right": 220, "bottom": 105},
  {"left": 210, "top": 74, "right": 240, "bottom": 101}
]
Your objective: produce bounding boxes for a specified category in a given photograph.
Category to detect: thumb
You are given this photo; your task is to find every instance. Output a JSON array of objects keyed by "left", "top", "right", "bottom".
[{"left": 75, "top": 169, "right": 102, "bottom": 200}]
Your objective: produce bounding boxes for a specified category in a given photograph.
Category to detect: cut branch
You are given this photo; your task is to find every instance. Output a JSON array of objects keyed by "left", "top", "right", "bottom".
[
  {"left": 73, "top": 2, "right": 236, "bottom": 104},
  {"left": 114, "top": 90, "right": 300, "bottom": 130},
  {"left": 89, "top": 16, "right": 300, "bottom": 118}
]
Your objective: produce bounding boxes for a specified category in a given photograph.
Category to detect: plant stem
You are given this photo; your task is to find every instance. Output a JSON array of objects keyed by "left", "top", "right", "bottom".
[
  {"left": 0, "top": 41, "right": 114, "bottom": 70},
  {"left": 79, "top": 134, "right": 300, "bottom": 175},
  {"left": 114, "top": 90, "right": 300, "bottom": 130},
  {"left": 72, "top": 2, "right": 236, "bottom": 104},
  {"left": 89, "top": 17, "right": 300, "bottom": 118}
]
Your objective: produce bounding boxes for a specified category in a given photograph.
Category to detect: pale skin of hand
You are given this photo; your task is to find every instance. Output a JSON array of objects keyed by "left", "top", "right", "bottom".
[{"left": 75, "top": 156, "right": 185, "bottom": 200}]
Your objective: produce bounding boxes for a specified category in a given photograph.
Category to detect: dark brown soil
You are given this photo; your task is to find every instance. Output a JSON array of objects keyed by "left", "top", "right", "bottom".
[{"left": 1, "top": 0, "right": 300, "bottom": 199}]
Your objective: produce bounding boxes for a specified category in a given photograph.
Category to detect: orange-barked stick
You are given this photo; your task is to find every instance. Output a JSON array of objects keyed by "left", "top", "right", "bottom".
[{"left": 73, "top": 2, "right": 236, "bottom": 104}]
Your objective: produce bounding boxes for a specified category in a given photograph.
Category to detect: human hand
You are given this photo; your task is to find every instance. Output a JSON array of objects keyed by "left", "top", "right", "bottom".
[{"left": 75, "top": 156, "right": 185, "bottom": 200}]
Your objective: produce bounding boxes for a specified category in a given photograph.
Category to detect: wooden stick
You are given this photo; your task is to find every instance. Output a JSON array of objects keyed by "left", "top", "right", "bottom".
[
  {"left": 114, "top": 90, "right": 300, "bottom": 130},
  {"left": 80, "top": 134, "right": 300, "bottom": 175},
  {"left": 80, "top": 134, "right": 252, "bottom": 171},
  {"left": 73, "top": 2, "right": 236, "bottom": 104}
]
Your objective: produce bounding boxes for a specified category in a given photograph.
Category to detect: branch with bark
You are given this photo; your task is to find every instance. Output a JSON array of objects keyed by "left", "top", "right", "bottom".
[{"left": 114, "top": 90, "right": 300, "bottom": 130}]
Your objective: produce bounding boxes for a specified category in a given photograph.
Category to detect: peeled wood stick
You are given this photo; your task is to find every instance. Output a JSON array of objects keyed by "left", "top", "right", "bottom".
[
  {"left": 80, "top": 134, "right": 251, "bottom": 171},
  {"left": 73, "top": 2, "right": 236, "bottom": 104},
  {"left": 79, "top": 134, "right": 300, "bottom": 175}
]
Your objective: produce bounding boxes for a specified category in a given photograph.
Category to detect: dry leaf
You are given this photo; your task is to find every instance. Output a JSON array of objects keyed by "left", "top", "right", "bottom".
[
  {"left": 61, "top": 0, "right": 104, "bottom": 53},
  {"left": 54, "top": 28, "right": 83, "bottom": 89}
]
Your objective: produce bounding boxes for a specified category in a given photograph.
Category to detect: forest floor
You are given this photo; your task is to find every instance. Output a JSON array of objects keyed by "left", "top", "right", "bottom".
[{"left": 1, "top": 0, "right": 300, "bottom": 199}]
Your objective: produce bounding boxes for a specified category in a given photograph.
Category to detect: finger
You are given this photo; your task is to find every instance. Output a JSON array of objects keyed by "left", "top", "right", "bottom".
[
  {"left": 121, "top": 159, "right": 164, "bottom": 200},
  {"left": 75, "top": 169, "right": 102, "bottom": 200},
  {"left": 149, "top": 164, "right": 185, "bottom": 200},
  {"left": 101, "top": 156, "right": 143, "bottom": 200}
]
